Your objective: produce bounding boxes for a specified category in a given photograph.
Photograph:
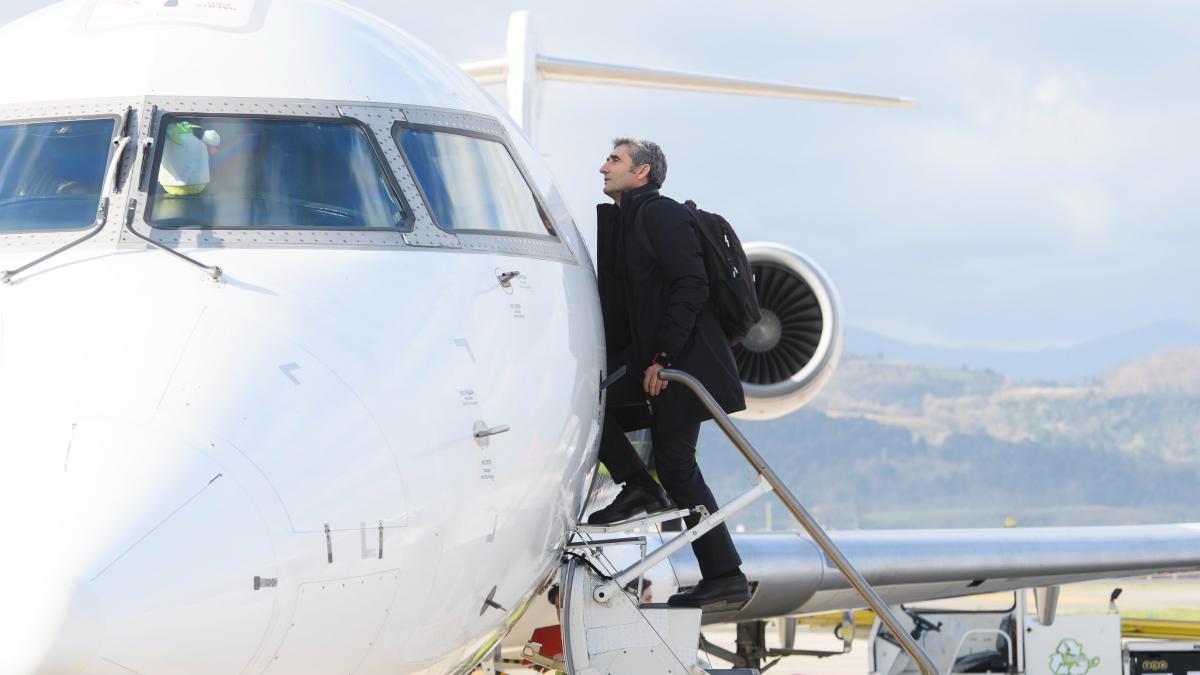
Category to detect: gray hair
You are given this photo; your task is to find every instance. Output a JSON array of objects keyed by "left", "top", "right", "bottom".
[{"left": 613, "top": 137, "right": 667, "bottom": 188}]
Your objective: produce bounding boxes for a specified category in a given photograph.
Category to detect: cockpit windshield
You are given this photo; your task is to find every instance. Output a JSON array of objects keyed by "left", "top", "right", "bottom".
[
  {"left": 0, "top": 118, "right": 115, "bottom": 232},
  {"left": 395, "top": 127, "right": 555, "bottom": 236},
  {"left": 147, "top": 116, "right": 406, "bottom": 230}
]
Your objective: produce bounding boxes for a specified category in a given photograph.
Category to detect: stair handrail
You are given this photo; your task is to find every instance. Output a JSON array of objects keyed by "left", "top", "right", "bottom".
[{"left": 657, "top": 367, "right": 940, "bottom": 675}]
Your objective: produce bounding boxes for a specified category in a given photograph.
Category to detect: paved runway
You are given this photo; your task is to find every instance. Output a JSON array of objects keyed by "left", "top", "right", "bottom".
[{"left": 491, "top": 577, "right": 1200, "bottom": 674}]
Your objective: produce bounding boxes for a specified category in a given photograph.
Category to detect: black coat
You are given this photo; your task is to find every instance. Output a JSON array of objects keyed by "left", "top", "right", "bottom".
[{"left": 597, "top": 184, "right": 746, "bottom": 431}]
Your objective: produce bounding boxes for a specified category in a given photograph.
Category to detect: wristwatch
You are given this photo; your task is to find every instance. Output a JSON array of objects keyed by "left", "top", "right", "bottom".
[{"left": 652, "top": 352, "right": 672, "bottom": 368}]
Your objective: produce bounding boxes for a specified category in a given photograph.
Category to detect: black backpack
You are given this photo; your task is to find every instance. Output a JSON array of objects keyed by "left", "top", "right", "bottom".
[{"left": 636, "top": 197, "right": 762, "bottom": 344}]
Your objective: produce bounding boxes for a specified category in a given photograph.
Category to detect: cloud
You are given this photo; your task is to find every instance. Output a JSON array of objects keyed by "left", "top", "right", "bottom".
[
  {"left": 1032, "top": 77, "right": 1064, "bottom": 105},
  {"left": 1052, "top": 184, "right": 1114, "bottom": 243},
  {"left": 2, "top": 0, "right": 1195, "bottom": 347}
]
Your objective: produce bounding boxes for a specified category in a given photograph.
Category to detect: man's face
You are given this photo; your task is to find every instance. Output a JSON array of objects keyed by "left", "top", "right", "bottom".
[{"left": 599, "top": 144, "right": 649, "bottom": 198}]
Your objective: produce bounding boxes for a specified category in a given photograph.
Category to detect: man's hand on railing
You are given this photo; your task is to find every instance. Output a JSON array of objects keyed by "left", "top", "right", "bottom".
[
  {"left": 643, "top": 362, "right": 669, "bottom": 396},
  {"left": 653, "top": 366, "right": 941, "bottom": 675}
]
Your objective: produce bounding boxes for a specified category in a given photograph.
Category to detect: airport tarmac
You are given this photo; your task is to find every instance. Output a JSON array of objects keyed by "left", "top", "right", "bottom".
[
  {"left": 701, "top": 622, "right": 868, "bottom": 675},
  {"left": 492, "top": 577, "right": 1200, "bottom": 674},
  {"left": 492, "top": 625, "right": 861, "bottom": 675}
]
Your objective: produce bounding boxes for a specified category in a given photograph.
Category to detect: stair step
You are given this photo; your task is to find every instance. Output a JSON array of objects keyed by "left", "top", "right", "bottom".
[
  {"left": 638, "top": 602, "right": 672, "bottom": 609},
  {"left": 575, "top": 507, "right": 693, "bottom": 534}
]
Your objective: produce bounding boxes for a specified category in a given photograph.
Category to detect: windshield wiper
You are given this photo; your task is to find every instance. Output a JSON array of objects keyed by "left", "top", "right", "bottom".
[
  {"left": 1, "top": 133, "right": 132, "bottom": 286},
  {"left": 120, "top": 197, "right": 222, "bottom": 281},
  {"left": 115, "top": 125, "right": 222, "bottom": 282}
]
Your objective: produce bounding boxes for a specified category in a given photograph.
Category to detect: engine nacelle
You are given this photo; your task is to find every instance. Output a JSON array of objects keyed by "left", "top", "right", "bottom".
[{"left": 733, "top": 243, "right": 844, "bottom": 420}]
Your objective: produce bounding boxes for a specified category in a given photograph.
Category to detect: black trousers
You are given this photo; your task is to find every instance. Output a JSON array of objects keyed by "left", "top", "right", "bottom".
[{"left": 598, "top": 411, "right": 742, "bottom": 579}]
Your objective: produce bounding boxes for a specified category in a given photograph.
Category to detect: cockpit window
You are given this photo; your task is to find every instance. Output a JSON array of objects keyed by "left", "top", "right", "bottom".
[
  {"left": 0, "top": 118, "right": 115, "bottom": 232},
  {"left": 395, "top": 127, "right": 555, "bottom": 237},
  {"left": 147, "top": 116, "right": 406, "bottom": 230}
]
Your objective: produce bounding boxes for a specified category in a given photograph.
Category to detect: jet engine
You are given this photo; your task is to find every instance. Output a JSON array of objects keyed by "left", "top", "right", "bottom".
[{"left": 732, "top": 243, "right": 843, "bottom": 420}]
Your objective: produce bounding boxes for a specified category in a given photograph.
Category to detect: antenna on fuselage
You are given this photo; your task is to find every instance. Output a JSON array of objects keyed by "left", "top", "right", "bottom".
[{"left": 459, "top": 11, "right": 917, "bottom": 143}]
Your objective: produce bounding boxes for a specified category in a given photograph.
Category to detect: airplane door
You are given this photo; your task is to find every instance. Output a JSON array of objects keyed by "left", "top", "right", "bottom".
[{"left": 415, "top": 256, "right": 572, "bottom": 655}]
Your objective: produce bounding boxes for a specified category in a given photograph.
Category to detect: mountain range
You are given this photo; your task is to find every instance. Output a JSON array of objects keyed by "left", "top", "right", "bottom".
[
  {"left": 847, "top": 319, "right": 1200, "bottom": 382},
  {"left": 696, "top": 345, "right": 1200, "bottom": 530}
]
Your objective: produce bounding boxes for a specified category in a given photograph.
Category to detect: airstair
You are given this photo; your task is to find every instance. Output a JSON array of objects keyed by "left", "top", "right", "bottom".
[{"left": 555, "top": 368, "right": 940, "bottom": 675}]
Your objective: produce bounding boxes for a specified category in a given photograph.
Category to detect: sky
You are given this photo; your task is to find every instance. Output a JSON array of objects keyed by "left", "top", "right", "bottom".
[{"left": 3, "top": 1, "right": 1198, "bottom": 350}]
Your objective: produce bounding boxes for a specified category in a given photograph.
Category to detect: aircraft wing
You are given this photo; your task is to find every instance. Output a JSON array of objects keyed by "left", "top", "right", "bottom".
[
  {"left": 461, "top": 55, "right": 916, "bottom": 107},
  {"left": 458, "top": 11, "right": 916, "bottom": 133},
  {"left": 645, "top": 523, "right": 1200, "bottom": 622}
]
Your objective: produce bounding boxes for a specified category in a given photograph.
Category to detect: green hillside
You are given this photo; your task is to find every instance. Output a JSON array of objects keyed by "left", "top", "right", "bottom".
[
  {"left": 695, "top": 348, "right": 1200, "bottom": 530},
  {"left": 812, "top": 349, "right": 1200, "bottom": 459}
]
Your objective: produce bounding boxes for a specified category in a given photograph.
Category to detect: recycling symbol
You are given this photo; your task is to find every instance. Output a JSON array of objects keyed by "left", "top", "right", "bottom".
[{"left": 1049, "top": 638, "right": 1101, "bottom": 675}]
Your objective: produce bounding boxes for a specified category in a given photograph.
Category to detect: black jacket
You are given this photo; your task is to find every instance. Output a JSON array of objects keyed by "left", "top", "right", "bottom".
[{"left": 597, "top": 184, "right": 746, "bottom": 431}]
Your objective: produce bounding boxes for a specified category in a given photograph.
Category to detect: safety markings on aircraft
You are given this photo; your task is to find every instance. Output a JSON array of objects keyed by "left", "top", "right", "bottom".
[
  {"left": 453, "top": 337, "right": 477, "bottom": 363},
  {"left": 460, "top": 389, "right": 479, "bottom": 407},
  {"left": 510, "top": 303, "right": 525, "bottom": 319},
  {"left": 278, "top": 362, "right": 301, "bottom": 386}
]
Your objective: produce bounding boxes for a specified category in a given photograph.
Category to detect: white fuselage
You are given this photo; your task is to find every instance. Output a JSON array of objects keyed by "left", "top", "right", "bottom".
[
  {"left": 0, "top": 230, "right": 603, "bottom": 675},
  {"left": 0, "top": 1, "right": 605, "bottom": 673},
  {"left": 9, "top": 4, "right": 1200, "bottom": 674}
]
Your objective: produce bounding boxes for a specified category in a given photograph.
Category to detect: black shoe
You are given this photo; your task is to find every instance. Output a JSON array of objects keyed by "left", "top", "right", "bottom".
[
  {"left": 587, "top": 483, "right": 672, "bottom": 525},
  {"left": 667, "top": 573, "right": 751, "bottom": 609}
]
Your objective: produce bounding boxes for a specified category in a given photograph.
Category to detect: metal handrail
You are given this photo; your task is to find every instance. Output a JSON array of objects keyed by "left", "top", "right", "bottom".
[
  {"left": 605, "top": 475, "right": 773, "bottom": 594},
  {"left": 658, "top": 368, "right": 940, "bottom": 675}
]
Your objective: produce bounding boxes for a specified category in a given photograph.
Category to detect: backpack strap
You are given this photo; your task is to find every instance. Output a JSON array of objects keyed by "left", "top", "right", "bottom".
[{"left": 631, "top": 195, "right": 686, "bottom": 259}]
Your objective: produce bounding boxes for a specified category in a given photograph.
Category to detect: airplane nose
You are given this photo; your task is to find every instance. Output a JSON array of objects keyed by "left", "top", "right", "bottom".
[
  {"left": 0, "top": 418, "right": 279, "bottom": 674},
  {"left": 0, "top": 571, "right": 102, "bottom": 675}
]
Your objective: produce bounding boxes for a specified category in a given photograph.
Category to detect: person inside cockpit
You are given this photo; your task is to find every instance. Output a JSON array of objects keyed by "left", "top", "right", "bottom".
[{"left": 157, "top": 120, "right": 222, "bottom": 196}]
